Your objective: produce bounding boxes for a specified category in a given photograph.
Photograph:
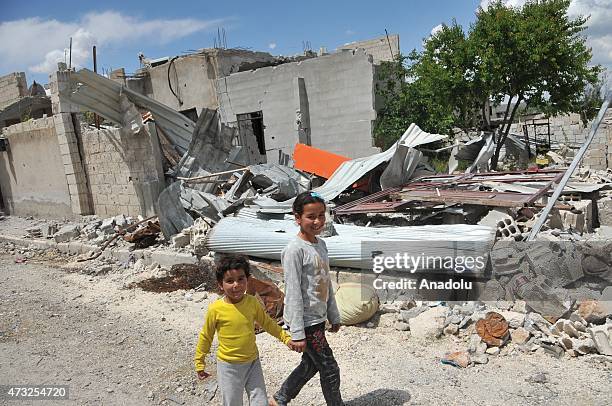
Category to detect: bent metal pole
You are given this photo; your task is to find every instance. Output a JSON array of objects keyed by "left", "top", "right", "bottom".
[{"left": 526, "top": 92, "right": 612, "bottom": 241}]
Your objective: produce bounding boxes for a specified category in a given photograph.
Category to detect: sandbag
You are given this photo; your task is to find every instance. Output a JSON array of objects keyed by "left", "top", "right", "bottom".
[{"left": 335, "top": 282, "right": 379, "bottom": 325}]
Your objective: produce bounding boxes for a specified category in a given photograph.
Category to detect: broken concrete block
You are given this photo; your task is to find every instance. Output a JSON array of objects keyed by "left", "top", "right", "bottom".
[
  {"left": 478, "top": 209, "right": 512, "bottom": 229},
  {"left": 578, "top": 300, "right": 612, "bottom": 324},
  {"left": 43, "top": 224, "right": 59, "bottom": 238},
  {"left": 394, "top": 321, "right": 410, "bottom": 331},
  {"left": 540, "top": 343, "right": 565, "bottom": 358},
  {"left": 82, "top": 220, "right": 102, "bottom": 234},
  {"left": 399, "top": 306, "right": 428, "bottom": 323},
  {"left": 511, "top": 327, "right": 531, "bottom": 345},
  {"left": 408, "top": 306, "right": 447, "bottom": 340},
  {"left": 53, "top": 224, "right": 81, "bottom": 243},
  {"left": 171, "top": 233, "right": 191, "bottom": 249},
  {"left": 524, "top": 312, "right": 553, "bottom": 335},
  {"left": 549, "top": 200, "right": 592, "bottom": 234},
  {"left": 518, "top": 337, "right": 540, "bottom": 353},
  {"left": 471, "top": 353, "right": 488, "bottom": 365},
  {"left": 114, "top": 214, "right": 128, "bottom": 228},
  {"left": 441, "top": 351, "right": 470, "bottom": 368},
  {"left": 485, "top": 347, "right": 500, "bottom": 355},
  {"left": 26, "top": 227, "right": 42, "bottom": 238},
  {"left": 443, "top": 323, "right": 459, "bottom": 335},
  {"left": 100, "top": 218, "right": 116, "bottom": 233},
  {"left": 575, "top": 337, "right": 596, "bottom": 355},
  {"left": 597, "top": 198, "right": 612, "bottom": 227},
  {"left": 559, "top": 333, "right": 596, "bottom": 355},
  {"left": 468, "top": 334, "right": 487, "bottom": 354},
  {"left": 588, "top": 325, "right": 612, "bottom": 355},
  {"left": 499, "top": 310, "right": 525, "bottom": 329}
]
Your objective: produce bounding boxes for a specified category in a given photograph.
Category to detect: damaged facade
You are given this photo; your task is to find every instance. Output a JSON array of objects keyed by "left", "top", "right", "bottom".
[{"left": 120, "top": 35, "right": 399, "bottom": 164}]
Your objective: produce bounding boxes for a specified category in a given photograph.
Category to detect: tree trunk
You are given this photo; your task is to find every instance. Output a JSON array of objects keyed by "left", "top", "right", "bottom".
[{"left": 491, "top": 95, "right": 523, "bottom": 170}]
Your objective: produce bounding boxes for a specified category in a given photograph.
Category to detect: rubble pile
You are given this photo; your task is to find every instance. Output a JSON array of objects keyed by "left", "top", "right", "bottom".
[
  {"left": 1, "top": 68, "right": 611, "bottom": 372},
  {"left": 388, "top": 299, "right": 611, "bottom": 366}
]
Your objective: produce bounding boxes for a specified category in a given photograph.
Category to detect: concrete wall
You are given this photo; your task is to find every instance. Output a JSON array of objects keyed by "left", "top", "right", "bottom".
[
  {"left": 80, "top": 126, "right": 164, "bottom": 218},
  {"left": 217, "top": 49, "right": 380, "bottom": 162},
  {"left": 510, "top": 109, "right": 612, "bottom": 169},
  {"left": 0, "top": 72, "right": 28, "bottom": 110},
  {"left": 337, "top": 34, "right": 400, "bottom": 64},
  {"left": 0, "top": 117, "right": 73, "bottom": 217},
  {"left": 145, "top": 49, "right": 276, "bottom": 114}
]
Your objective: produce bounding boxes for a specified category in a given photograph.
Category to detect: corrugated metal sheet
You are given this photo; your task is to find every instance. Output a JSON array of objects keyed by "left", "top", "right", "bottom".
[
  {"left": 313, "top": 123, "right": 447, "bottom": 201},
  {"left": 62, "top": 69, "right": 194, "bottom": 154},
  {"left": 205, "top": 217, "right": 495, "bottom": 269}
]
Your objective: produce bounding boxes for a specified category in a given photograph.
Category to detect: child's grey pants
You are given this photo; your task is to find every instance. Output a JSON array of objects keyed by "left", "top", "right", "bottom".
[{"left": 216, "top": 357, "right": 268, "bottom": 406}]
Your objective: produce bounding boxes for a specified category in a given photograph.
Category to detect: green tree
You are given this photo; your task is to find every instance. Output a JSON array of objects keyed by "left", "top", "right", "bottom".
[
  {"left": 374, "top": 0, "right": 602, "bottom": 167},
  {"left": 472, "top": 0, "right": 601, "bottom": 168},
  {"left": 374, "top": 22, "right": 482, "bottom": 149}
]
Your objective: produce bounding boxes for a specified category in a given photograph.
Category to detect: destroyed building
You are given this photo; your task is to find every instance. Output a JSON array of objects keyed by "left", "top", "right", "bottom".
[
  {"left": 0, "top": 72, "right": 52, "bottom": 130},
  {"left": 0, "top": 31, "right": 611, "bottom": 371},
  {"left": 115, "top": 35, "right": 399, "bottom": 164}
]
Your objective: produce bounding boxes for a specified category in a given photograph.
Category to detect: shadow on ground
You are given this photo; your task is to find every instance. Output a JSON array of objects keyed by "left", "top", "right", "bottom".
[{"left": 345, "top": 388, "right": 411, "bottom": 406}]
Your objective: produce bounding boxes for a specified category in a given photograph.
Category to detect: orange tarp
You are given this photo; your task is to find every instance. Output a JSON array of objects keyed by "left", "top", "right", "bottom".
[{"left": 292, "top": 143, "right": 351, "bottom": 179}]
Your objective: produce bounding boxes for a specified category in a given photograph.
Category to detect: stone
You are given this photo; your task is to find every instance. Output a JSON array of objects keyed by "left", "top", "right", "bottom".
[
  {"left": 53, "top": 224, "right": 81, "bottom": 243},
  {"left": 578, "top": 300, "right": 612, "bottom": 324},
  {"left": 441, "top": 351, "right": 470, "bottom": 368},
  {"left": 575, "top": 337, "right": 596, "bottom": 355},
  {"left": 394, "top": 321, "right": 410, "bottom": 331},
  {"left": 114, "top": 214, "right": 128, "bottom": 228},
  {"left": 468, "top": 334, "right": 487, "bottom": 354},
  {"left": 194, "top": 292, "right": 208, "bottom": 303},
  {"left": 471, "top": 353, "right": 489, "bottom": 365},
  {"left": 476, "top": 312, "right": 509, "bottom": 346},
  {"left": 588, "top": 325, "right": 612, "bottom": 355},
  {"left": 524, "top": 312, "right": 552, "bottom": 335},
  {"left": 597, "top": 198, "right": 612, "bottom": 227},
  {"left": 444, "top": 324, "right": 459, "bottom": 335},
  {"left": 408, "top": 306, "right": 447, "bottom": 339},
  {"left": 540, "top": 343, "right": 565, "bottom": 358},
  {"left": 98, "top": 265, "right": 112, "bottom": 274},
  {"left": 511, "top": 327, "right": 531, "bottom": 345},
  {"left": 445, "top": 314, "right": 464, "bottom": 326},
  {"left": 495, "top": 301, "right": 514, "bottom": 311},
  {"left": 526, "top": 372, "right": 548, "bottom": 384},
  {"left": 455, "top": 302, "right": 477, "bottom": 315},
  {"left": 512, "top": 300, "right": 527, "bottom": 313},
  {"left": 602, "top": 286, "right": 612, "bottom": 301},
  {"left": 499, "top": 311, "right": 525, "bottom": 329},
  {"left": 399, "top": 306, "right": 428, "bottom": 322},
  {"left": 172, "top": 233, "right": 191, "bottom": 249},
  {"left": 486, "top": 347, "right": 500, "bottom": 355},
  {"left": 562, "top": 320, "right": 581, "bottom": 338},
  {"left": 559, "top": 333, "right": 574, "bottom": 351},
  {"left": 82, "top": 220, "right": 102, "bottom": 234},
  {"left": 518, "top": 337, "right": 540, "bottom": 353},
  {"left": 569, "top": 312, "right": 588, "bottom": 326}
]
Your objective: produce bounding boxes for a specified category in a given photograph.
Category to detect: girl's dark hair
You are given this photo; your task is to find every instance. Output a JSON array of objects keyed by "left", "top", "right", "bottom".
[
  {"left": 215, "top": 254, "right": 251, "bottom": 282},
  {"left": 292, "top": 191, "right": 326, "bottom": 216}
]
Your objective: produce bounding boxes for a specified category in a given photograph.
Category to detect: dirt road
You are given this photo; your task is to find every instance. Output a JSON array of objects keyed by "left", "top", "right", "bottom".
[{"left": 0, "top": 254, "right": 610, "bottom": 405}]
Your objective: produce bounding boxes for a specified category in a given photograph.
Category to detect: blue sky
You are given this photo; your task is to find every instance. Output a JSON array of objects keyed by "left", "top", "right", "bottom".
[
  {"left": 0, "top": 0, "right": 479, "bottom": 84},
  {"left": 1, "top": 0, "right": 610, "bottom": 86}
]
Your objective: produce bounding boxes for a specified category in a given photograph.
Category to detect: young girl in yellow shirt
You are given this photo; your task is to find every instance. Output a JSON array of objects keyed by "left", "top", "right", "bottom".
[{"left": 194, "top": 254, "right": 297, "bottom": 406}]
